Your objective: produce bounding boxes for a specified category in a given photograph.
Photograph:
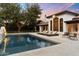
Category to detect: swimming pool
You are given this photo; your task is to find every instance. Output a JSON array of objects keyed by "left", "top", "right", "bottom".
[{"left": 0, "top": 34, "right": 58, "bottom": 56}]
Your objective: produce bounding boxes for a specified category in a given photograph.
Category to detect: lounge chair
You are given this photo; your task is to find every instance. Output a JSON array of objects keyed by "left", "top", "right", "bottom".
[
  {"left": 46, "top": 31, "right": 58, "bottom": 36},
  {"left": 38, "top": 31, "right": 58, "bottom": 36},
  {"left": 68, "top": 33, "right": 78, "bottom": 40},
  {"left": 37, "top": 31, "right": 48, "bottom": 35}
]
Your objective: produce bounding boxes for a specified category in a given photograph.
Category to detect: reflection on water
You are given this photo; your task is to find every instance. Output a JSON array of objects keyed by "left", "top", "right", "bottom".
[
  {"left": 0, "top": 35, "right": 58, "bottom": 55},
  {"left": 27, "top": 37, "right": 31, "bottom": 43}
]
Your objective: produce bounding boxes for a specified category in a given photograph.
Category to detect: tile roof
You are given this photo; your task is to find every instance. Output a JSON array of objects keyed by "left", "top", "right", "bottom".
[{"left": 45, "top": 10, "right": 79, "bottom": 17}]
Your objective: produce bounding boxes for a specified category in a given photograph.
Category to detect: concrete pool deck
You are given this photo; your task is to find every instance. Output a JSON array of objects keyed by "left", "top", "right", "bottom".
[{"left": 8, "top": 33, "right": 79, "bottom": 56}]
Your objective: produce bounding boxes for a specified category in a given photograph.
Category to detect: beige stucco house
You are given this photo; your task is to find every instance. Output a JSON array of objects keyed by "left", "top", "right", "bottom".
[{"left": 38, "top": 10, "right": 79, "bottom": 33}]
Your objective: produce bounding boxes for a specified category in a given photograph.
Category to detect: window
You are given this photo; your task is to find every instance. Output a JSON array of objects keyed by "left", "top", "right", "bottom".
[
  {"left": 60, "top": 18, "right": 63, "bottom": 32},
  {"left": 50, "top": 20, "right": 52, "bottom": 31},
  {"left": 53, "top": 17, "right": 58, "bottom": 31}
]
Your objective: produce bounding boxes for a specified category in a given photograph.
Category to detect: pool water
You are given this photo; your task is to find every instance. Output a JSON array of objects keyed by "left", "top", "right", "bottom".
[{"left": 0, "top": 34, "right": 58, "bottom": 56}]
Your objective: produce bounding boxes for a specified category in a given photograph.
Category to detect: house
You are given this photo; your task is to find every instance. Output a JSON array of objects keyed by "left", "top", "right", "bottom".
[
  {"left": 65, "top": 16, "right": 79, "bottom": 33},
  {"left": 38, "top": 10, "right": 79, "bottom": 33}
]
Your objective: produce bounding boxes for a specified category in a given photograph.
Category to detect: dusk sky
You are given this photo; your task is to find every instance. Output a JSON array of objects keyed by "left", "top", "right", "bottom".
[
  {"left": 39, "top": 3, "right": 79, "bottom": 12},
  {"left": 21, "top": 3, "right": 79, "bottom": 12}
]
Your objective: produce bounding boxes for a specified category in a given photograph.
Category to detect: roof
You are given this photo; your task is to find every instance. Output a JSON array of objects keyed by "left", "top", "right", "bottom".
[
  {"left": 65, "top": 15, "right": 79, "bottom": 23},
  {"left": 72, "top": 16, "right": 79, "bottom": 20},
  {"left": 65, "top": 20, "right": 79, "bottom": 23},
  {"left": 44, "top": 3, "right": 74, "bottom": 17},
  {"left": 37, "top": 21, "right": 48, "bottom": 26},
  {"left": 46, "top": 10, "right": 79, "bottom": 17}
]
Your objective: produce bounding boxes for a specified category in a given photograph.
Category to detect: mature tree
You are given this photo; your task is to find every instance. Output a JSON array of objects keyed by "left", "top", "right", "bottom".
[
  {"left": 0, "top": 3, "right": 41, "bottom": 32},
  {"left": 26, "top": 4, "right": 41, "bottom": 31},
  {"left": 0, "top": 3, "right": 27, "bottom": 32},
  {"left": 0, "top": 3, "right": 20, "bottom": 20}
]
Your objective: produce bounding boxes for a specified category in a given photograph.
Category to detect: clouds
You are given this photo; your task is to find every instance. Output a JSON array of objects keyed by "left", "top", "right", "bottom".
[
  {"left": 20, "top": 3, "right": 79, "bottom": 12},
  {"left": 68, "top": 3, "right": 79, "bottom": 12},
  {"left": 39, "top": 3, "right": 75, "bottom": 12}
]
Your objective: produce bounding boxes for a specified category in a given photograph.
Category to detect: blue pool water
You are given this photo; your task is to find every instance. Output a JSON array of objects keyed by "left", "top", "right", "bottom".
[{"left": 0, "top": 34, "right": 58, "bottom": 56}]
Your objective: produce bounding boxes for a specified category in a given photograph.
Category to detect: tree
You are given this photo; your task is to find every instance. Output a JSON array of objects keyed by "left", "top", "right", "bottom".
[
  {"left": 0, "top": 3, "right": 27, "bottom": 32},
  {"left": 26, "top": 4, "right": 41, "bottom": 31},
  {"left": 0, "top": 3, "right": 41, "bottom": 32},
  {"left": 16, "top": 10, "right": 27, "bottom": 32}
]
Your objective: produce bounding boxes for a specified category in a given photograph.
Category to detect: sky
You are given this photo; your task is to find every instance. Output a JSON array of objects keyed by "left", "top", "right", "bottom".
[
  {"left": 39, "top": 3, "right": 79, "bottom": 12},
  {"left": 21, "top": 3, "right": 79, "bottom": 12}
]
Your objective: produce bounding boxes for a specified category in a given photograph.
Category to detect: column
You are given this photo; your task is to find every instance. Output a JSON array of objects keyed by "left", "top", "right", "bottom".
[
  {"left": 48, "top": 20, "right": 51, "bottom": 33},
  {"left": 52, "top": 17, "right": 53, "bottom": 32},
  {"left": 58, "top": 18, "right": 60, "bottom": 37},
  {"left": 52, "top": 15, "right": 55, "bottom": 32},
  {"left": 39, "top": 26, "right": 42, "bottom": 32},
  {"left": 58, "top": 18, "right": 60, "bottom": 32},
  {"left": 58, "top": 18, "right": 63, "bottom": 37}
]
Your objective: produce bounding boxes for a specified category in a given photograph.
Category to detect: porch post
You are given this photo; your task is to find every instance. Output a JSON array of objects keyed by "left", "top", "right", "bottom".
[
  {"left": 58, "top": 18, "right": 64, "bottom": 37},
  {"left": 39, "top": 26, "right": 42, "bottom": 32},
  {"left": 52, "top": 15, "right": 55, "bottom": 32},
  {"left": 52, "top": 19, "right": 53, "bottom": 32},
  {"left": 58, "top": 18, "right": 62, "bottom": 37},
  {"left": 48, "top": 20, "right": 51, "bottom": 33},
  {"left": 52, "top": 15, "right": 54, "bottom": 32},
  {"left": 58, "top": 18, "right": 60, "bottom": 32}
]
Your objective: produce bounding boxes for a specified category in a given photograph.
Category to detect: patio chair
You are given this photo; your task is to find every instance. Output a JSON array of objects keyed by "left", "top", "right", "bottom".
[
  {"left": 45, "top": 31, "right": 58, "bottom": 36},
  {"left": 68, "top": 33, "right": 78, "bottom": 40},
  {"left": 38, "top": 31, "right": 58, "bottom": 36},
  {"left": 63, "top": 32, "right": 69, "bottom": 38}
]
